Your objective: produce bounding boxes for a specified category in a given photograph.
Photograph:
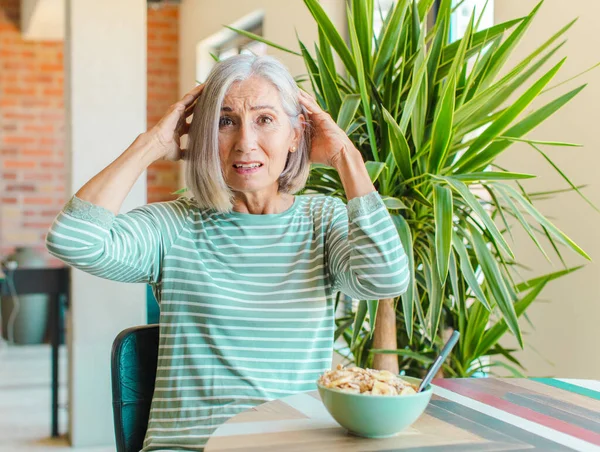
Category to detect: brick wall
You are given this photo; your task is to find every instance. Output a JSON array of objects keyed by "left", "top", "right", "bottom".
[
  {"left": 0, "top": 2, "right": 180, "bottom": 259},
  {"left": 147, "top": 4, "right": 181, "bottom": 204},
  {"left": 0, "top": 0, "right": 65, "bottom": 258}
]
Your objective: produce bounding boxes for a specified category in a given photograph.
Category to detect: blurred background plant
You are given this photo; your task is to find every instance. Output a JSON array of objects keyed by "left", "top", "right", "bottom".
[{"left": 232, "top": 0, "right": 597, "bottom": 377}]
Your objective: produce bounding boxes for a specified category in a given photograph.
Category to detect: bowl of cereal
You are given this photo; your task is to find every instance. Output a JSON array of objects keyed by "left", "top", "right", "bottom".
[{"left": 316, "top": 365, "right": 432, "bottom": 438}]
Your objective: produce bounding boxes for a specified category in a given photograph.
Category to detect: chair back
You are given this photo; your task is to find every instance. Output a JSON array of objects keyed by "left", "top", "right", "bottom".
[{"left": 111, "top": 324, "right": 159, "bottom": 452}]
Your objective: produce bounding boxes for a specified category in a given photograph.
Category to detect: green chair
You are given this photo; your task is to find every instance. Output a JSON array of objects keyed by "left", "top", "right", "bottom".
[{"left": 111, "top": 324, "right": 159, "bottom": 452}]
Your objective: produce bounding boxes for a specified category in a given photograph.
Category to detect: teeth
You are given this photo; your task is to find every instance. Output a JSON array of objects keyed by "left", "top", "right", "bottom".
[{"left": 234, "top": 163, "right": 261, "bottom": 168}]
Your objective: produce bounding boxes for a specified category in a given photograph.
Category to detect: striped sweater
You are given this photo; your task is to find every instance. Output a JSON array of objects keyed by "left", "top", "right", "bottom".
[{"left": 46, "top": 190, "right": 409, "bottom": 451}]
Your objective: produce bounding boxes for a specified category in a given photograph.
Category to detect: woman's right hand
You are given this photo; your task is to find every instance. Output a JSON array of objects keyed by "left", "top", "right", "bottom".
[{"left": 148, "top": 83, "right": 205, "bottom": 162}]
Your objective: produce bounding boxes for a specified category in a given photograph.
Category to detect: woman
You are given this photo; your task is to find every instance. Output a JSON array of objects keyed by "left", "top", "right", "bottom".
[{"left": 46, "top": 55, "right": 409, "bottom": 451}]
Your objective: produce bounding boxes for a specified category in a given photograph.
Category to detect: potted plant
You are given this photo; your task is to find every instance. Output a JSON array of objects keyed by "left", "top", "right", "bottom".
[{"left": 230, "top": 0, "right": 594, "bottom": 377}]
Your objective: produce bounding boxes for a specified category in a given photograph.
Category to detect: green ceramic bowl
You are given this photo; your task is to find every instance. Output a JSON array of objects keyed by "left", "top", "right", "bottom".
[{"left": 317, "top": 376, "right": 432, "bottom": 438}]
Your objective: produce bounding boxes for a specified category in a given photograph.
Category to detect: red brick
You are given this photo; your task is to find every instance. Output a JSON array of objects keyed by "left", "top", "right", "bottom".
[
  {"left": 4, "top": 161, "right": 35, "bottom": 169},
  {"left": 22, "top": 149, "right": 54, "bottom": 157},
  {"left": 1, "top": 0, "right": 181, "bottom": 251},
  {"left": 6, "top": 184, "right": 35, "bottom": 192},
  {"left": 40, "top": 162, "right": 63, "bottom": 169},
  {"left": 23, "top": 197, "right": 54, "bottom": 205},
  {"left": 3, "top": 136, "right": 36, "bottom": 145}
]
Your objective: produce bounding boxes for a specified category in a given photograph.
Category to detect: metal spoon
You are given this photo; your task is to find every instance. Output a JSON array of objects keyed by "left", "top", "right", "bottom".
[{"left": 418, "top": 331, "right": 460, "bottom": 392}]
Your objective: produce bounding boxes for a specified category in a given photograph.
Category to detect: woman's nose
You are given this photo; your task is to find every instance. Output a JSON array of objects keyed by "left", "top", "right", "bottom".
[{"left": 234, "top": 122, "right": 257, "bottom": 153}]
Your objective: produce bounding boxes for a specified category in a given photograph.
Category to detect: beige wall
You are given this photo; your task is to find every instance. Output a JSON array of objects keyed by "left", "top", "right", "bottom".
[
  {"left": 66, "top": 0, "right": 148, "bottom": 446},
  {"left": 495, "top": 0, "right": 600, "bottom": 378},
  {"left": 179, "top": 0, "right": 346, "bottom": 94}
]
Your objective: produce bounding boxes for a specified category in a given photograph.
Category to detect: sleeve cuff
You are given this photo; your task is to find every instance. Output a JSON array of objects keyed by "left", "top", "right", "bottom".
[
  {"left": 63, "top": 196, "right": 115, "bottom": 230},
  {"left": 347, "top": 191, "right": 385, "bottom": 219}
]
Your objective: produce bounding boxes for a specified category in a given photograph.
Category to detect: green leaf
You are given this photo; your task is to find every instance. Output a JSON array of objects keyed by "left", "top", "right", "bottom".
[
  {"left": 463, "top": 300, "right": 490, "bottom": 363},
  {"left": 399, "top": 45, "right": 428, "bottom": 135},
  {"left": 369, "top": 348, "right": 434, "bottom": 364},
  {"left": 528, "top": 142, "right": 600, "bottom": 213},
  {"left": 451, "top": 232, "right": 490, "bottom": 310},
  {"left": 497, "top": 184, "right": 591, "bottom": 260},
  {"left": 336, "top": 94, "right": 362, "bottom": 132},
  {"left": 475, "top": 278, "right": 549, "bottom": 357},
  {"left": 472, "top": 1, "right": 543, "bottom": 90},
  {"left": 298, "top": 39, "right": 323, "bottom": 95},
  {"left": 468, "top": 85, "right": 586, "bottom": 169},
  {"left": 514, "top": 266, "right": 582, "bottom": 292},
  {"left": 469, "top": 224, "right": 522, "bottom": 348},
  {"left": 456, "top": 41, "right": 565, "bottom": 129},
  {"left": 498, "top": 136, "right": 582, "bottom": 147},
  {"left": 440, "top": 18, "right": 524, "bottom": 63},
  {"left": 410, "top": 187, "right": 432, "bottom": 208},
  {"left": 304, "top": 0, "right": 357, "bottom": 80},
  {"left": 223, "top": 26, "right": 302, "bottom": 56},
  {"left": 347, "top": 9, "right": 379, "bottom": 161},
  {"left": 367, "top": 299, "right": 378, "bottom": 337},
  {"left": 426, "top": 2, "right": 449, "bottom": 88},
  {"left": 382, "top": 196, "right": 408, "bottom": 210},
  {"left": 382, "top": 108, "right": 413, "bottom": 180},
  {"left": 428, "top": 74, "right": 456, "bottom": 172},
  {"left": 427, "top": 247, "right": 444, "bottom": 340},
  {"left": 495, "top": 183, "right": 550, "bottom": 262},
  {"left": 352, "top": 0, "right": 373, "bottom": 73},
  {"left": 442, "top": 177, "right": 514, "bottom": 259},
  {"left": 352, "top": 300, "right": 368, "bottom": 346},
  {"left": 392, "top": 214, "right": 414, "bottom": 340},
  {"left": 455, "top": 58, "right": 566, "bottom": 173},
  {"left": 453, "top": 171, "right": 536, "bottom": 182},
  {"left": 373, "top": 0, "right": 409, "bottom": 83},
  {"left": 365, "top": 161, "right": 386, "bottom": 183},
  {"left": 434, "top": 184, "right": 453, "bottom": 284},
  {"left": 315, "top": 44, "right": 342, "bottom": 118},
  {"left": 318, "top": 26, "right": 336, "bottom": 77}
]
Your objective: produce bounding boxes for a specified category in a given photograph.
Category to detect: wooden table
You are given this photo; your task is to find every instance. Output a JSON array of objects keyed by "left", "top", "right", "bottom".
[{"left": 205, "top": 378, "right": 600, "bottom": 451}]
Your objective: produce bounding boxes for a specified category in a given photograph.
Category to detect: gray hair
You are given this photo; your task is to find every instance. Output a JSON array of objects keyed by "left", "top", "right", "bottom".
[{"left": 185, "top": 54, "right": 311, "bottom": 212}]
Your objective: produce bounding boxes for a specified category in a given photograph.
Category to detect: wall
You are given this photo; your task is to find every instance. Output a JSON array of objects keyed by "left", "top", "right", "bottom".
[
  {"left": 495, "top": 0, "right": 600, "bottom": 378},
  {"left": 0, "top": 0, "right": 65, "bottom": 258},
  {"left": 147, "top": 4, "right": 181, "bottom": 203},
  {"left": 179, "top": 0, "right": 346, "bottom": 96},
  {"left": 0, "top": 1, "right": 181, "bottom": 259}
]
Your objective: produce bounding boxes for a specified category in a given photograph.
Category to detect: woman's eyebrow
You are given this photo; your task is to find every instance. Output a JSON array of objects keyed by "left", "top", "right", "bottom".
[
  {"left": 250, "top": 105, "right": 277, "bottom": 111},
  {"left": 220, "top": 105, "right": 277, "bottom": 112}
]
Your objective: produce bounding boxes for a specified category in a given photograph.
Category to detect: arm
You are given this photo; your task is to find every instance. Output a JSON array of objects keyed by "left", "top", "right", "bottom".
[
  {"left": 326, "top": 191, "right": 409, "bottom": 300},
  {"left": 299, "top": 90, "right": 409, "bottom": 299},
  {"left": 75, "top": 83, "right": 204, "bottom": 214},
  {"left": 46, "top": 85, "right": 204, "bottom": 283}
]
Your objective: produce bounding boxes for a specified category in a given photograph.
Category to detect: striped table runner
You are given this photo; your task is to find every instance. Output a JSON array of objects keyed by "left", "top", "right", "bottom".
[{"left": 205, "top": 378, "right": 600, "bottom": 451}]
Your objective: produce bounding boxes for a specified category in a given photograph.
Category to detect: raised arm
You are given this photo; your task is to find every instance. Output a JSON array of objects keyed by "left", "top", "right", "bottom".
[
  {"left": 299, "top": 90, "right": 409, "bottom": 300},
  {"left": 46, "top": 85, "right": 204, "bottom": 283}
]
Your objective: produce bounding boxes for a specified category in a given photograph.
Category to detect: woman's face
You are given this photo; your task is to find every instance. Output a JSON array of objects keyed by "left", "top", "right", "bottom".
[{"left": 218, "top": 76, "right": 300, "bottom": 196}]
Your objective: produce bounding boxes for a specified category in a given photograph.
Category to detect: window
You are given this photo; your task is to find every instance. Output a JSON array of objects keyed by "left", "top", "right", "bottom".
[{"left": 214, "top": 20, "right": 267, "bottom": 60}]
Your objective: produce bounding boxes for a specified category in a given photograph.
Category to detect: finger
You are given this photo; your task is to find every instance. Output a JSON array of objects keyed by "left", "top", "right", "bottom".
[
  {"left": 298, "top": 90, "right": 324, "bottom": 114},
  {"left": 184, "top": 101, "right": 197, "bottom": 118},
  {"left": 180, "top": 83, "right": 205, "bottom": 108}
]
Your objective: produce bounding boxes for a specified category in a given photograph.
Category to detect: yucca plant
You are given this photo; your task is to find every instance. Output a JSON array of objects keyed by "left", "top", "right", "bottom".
[{"left": 231, "top": 0, "right": 596, "bottom": 377}]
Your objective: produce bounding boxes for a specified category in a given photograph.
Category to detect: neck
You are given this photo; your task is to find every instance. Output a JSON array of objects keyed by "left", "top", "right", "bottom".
[{"left": 232, "top": 191, "right": 294, "bottom": 215}]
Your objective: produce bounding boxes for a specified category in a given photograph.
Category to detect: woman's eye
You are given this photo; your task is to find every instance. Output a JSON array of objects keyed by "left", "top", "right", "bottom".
[
  {"left": 259, "top": 116, "right": 273, "bottom": 125},
  {"left": 219, "top": 117, "right": 233, "bottom": 127}
]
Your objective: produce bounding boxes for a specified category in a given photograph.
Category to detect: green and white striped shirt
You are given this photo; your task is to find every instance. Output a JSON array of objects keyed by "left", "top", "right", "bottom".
[{"left": 46, "top": 190, "right": 409, "bottom": 451}]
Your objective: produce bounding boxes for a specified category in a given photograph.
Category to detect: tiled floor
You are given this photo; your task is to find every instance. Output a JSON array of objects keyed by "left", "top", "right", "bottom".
[{"left": 0, "top": 342, "right": 113, "bottom": 452}]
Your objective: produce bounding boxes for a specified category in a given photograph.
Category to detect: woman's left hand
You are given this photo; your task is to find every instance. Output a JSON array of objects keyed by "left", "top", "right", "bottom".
[{"left": 298, "top": 90, "right": 357, "bottom": 168}]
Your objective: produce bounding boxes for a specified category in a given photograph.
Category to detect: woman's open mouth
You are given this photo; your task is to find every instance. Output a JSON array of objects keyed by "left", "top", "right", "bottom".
[{"left": 233, "top": 162, "right": 263, "bottom": 174}]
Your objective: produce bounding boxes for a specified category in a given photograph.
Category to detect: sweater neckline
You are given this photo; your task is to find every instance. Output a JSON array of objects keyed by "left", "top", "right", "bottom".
[{"left": 220, "top": 195, "right": 300, "bottom": 224}]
